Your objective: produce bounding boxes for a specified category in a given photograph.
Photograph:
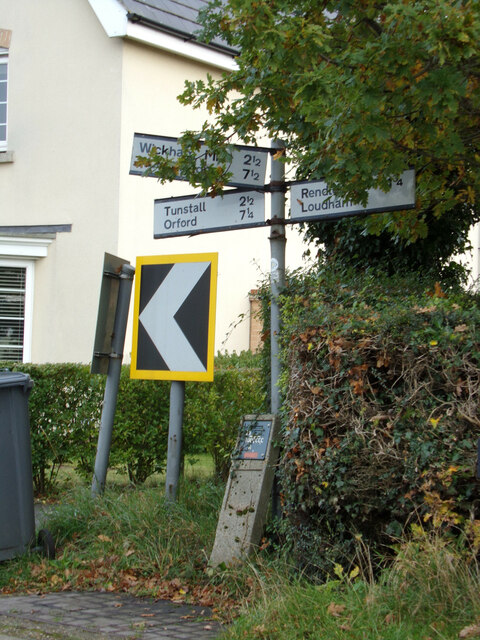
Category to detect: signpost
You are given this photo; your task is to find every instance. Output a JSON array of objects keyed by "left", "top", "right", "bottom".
[
  {"left": 290, "top": 169, "right": 416, "bottom": 222},
  {"left": 91, "top": 253, "right": 131, "bottom": 375},
  {"left": 131, "top": 253, "right": 218, "bottom": 502},
  {"left": 131, "top": 253, "right": 218, "bottom": 382},
  {"left": 154, "top": 189, "right": 265, "bottom": 238},
  {"left": 130, "top": 132, "right": 418, "bottom": 516},
  {"left": 91, "top": 254, "right": 135, "bottom": 497},
  {"left": 130, "top": 133, "right": 269, "bottom": 189}
]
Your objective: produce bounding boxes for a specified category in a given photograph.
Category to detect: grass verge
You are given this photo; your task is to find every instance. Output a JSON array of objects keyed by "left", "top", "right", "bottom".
[
  {"left": 1, "top": 477, "right": 244, "bottom": 616},
  {"left": 1, "top": 476, "right": 479, "bottom": 638},
  {"left": 223, "top": 530, "right": 480, "bottom": 639}
]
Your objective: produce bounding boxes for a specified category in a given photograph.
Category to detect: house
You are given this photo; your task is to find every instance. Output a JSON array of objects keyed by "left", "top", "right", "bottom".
[{"left": 0, "top": 0, "right": 308, "bottom": 364}]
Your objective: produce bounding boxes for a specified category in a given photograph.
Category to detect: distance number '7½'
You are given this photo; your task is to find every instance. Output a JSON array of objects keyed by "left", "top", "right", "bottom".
[{"left": 240, "top": 194, "right": 255, "bottom": 220}]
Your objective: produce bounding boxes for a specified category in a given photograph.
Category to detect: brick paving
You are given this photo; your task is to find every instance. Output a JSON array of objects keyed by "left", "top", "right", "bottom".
[{"left": 0, "top": 592, "right": 225, "bottom": 639}]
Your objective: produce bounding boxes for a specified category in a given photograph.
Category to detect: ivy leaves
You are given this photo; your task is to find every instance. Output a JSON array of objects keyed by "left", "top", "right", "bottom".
[{"left": 276, "top": 265, "right": 480, "bottom": 575}]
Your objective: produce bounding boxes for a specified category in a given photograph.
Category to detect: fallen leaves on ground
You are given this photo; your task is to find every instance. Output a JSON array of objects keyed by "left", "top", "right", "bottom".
[
  {"left": 327, "top": 602, "right": 346, "bottom": 617},
  {"left": 459, "top": 623, "right": 480, "bottom": 638},
  {"left": 0, "top": 558, "right": 241, "bottom": 620}
]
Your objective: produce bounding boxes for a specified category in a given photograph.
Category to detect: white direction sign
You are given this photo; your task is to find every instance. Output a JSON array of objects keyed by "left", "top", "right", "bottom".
[
  {"left": 290, "top": 169, "right": 416, "bottom": 222},
  {"left": 154, "top": 189, "right": 265, "bottom": 238},
  {"left": 131, "top": 253, "right": 218, "bottom": 382},
  {"left": 130, "top": 133, "right": 269, "bottom": 188}
]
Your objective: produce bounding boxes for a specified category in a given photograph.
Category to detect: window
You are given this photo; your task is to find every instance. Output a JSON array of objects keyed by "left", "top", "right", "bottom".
[
  {"left": 0, "top": 261, "right": 33, "bottom": 362},
  {"left": 0, "top": 47, "right": 7, "bottom": 151}
]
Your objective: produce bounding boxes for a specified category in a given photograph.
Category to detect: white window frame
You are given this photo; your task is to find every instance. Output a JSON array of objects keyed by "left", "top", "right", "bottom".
[
  {"left": 0, "top": 258, "right": 34, "bottom": 362},
  {"left": 0, "top": 235, "right": 52, "bottom": 363},
  {"left": 0, "top": 47, "right": 8, "bottom": 152}
]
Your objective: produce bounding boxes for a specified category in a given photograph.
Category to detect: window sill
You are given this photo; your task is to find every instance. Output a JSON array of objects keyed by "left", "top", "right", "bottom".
[{"left": 0, "top": 150, "right": 14, "bottom": 163}]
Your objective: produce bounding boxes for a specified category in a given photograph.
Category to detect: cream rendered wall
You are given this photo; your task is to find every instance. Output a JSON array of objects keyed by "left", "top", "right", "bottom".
[
  {"left": 0, "top": 0, "right": 123, "bottom": 362},
  {"left": 118, "top": 40, "right": 309, "bottom": 357}
]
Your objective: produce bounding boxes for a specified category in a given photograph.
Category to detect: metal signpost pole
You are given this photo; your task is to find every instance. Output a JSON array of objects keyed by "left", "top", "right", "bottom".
[
  {"left": 269, "top": 140, "right": 286, "bottom": 414},
  {"left": 92, "top": 263, "right": 135, "bottom": 497},
  {"left": 130, "top": 254, "right": 218, "bottom": 503},
  {"left": 269, "top": 141, "right": 286, "bottom": 520},
  {"left": 165, "top": 380, "right": 185, "bottom": 502}
]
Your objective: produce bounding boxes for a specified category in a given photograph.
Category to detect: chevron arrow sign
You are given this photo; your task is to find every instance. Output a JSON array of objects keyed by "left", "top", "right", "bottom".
[{"left": 130, "top": 253, "right": 218, "bottom": 381}]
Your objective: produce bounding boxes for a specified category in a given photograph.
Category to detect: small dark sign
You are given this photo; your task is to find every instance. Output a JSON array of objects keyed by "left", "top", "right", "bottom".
[
  {"left": 91, "top": 253, "right": 130, "bottom": 375},
  {"left": 235, "top": 419, "right": 272, "bottom": 460}
]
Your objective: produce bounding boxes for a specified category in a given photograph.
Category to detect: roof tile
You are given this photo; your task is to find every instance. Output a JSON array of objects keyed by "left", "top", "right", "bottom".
[{"left": 119, "top": 0, "right": 237, "bottom": 54}]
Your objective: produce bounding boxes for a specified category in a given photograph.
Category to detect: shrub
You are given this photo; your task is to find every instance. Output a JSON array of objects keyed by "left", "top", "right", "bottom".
[
  {"left": 274, "top": 265, "right": 480, "bottom": 575},
  {"left": 108, "top": 368, "right": 170, "bottom": 484},
  {"left": 0, "top": 363, "right": 103, "bottom": 494},
  {"left": 1, "top": 354, "right": 266, "bottom": 492},
  {"left": 184, "top": 354, "right": 267, "bottom": 480}
]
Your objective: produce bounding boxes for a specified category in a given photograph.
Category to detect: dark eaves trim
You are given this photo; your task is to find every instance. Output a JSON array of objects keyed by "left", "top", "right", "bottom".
[{"left": 126, "top": 11, "right": 238, "bottom": 57}]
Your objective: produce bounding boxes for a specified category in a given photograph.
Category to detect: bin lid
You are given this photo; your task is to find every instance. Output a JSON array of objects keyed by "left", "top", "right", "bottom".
[{"left": 0, "top": 371, "right": 34, "bottom": 391}]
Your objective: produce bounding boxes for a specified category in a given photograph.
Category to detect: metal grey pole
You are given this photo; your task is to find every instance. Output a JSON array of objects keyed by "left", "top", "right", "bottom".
[
  {"left": 92, "top": 263, "right": 135, "bottom": 497},
  {"left": 165, "top": 380, "right": 185, "bottom": 502},
  {"left": 269, "top": 140, "right": 286, "bottom": 414},
  {"left": 269, "top": 140, "right": 286, "bottom": 520}
]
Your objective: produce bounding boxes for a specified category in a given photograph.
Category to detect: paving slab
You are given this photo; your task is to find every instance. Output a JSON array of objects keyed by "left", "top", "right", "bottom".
[{"left": 0, "top": 592, "right": 224, "bottom": 640}]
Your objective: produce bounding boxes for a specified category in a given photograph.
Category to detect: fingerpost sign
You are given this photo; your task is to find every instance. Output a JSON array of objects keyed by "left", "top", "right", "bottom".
[
  {"left": 154, "top": 189, "right": 265, "bottom": 238},
  {"left": 130, "top": 133, "right": 269, "bottom": 188},
  {"left": 289, "top": 169, "right": 416, "bottom": 222}
]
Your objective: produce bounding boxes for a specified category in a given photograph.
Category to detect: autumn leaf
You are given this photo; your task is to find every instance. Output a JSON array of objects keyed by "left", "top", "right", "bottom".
[
  {"left": 459, "top": 623, "right": 480, "bottom": 638},
  {"left": 327, "top": 602, "right": 347, "bottom": 617},
  {"left": 253, "top": 624, "right": 267, "bottom": 635},
  {"left": 414, "top": 305, "right": 437, "bottom": 313},
  {"left": 349, "top": 364, "right": 369, "bottom": 375},
  {"left": 376, "top": 355, "right": 390, "bottom": 368},
  {"left": 120, "top": 572, "right": 138, "bottom": 586},
  {"left": 454, "top": 324, "right": 468, "bottom": 333},
  {"left": 97, "top": 534, "right": 112, "bottom": 543},
  {"left": 333, "top": 564, "right": 344, "bottom": 578},
  {"left": 350, "top": 378, "right": 365, "bottom": 395},
  {"left": 329, "top": 355, "right": 341, "bottom": 370},
  {"left": 434, "top": 282, "right": 447, "bottom": 298},
  {"left": 349, "top": 565, "right": 360, "bottom": 580}
]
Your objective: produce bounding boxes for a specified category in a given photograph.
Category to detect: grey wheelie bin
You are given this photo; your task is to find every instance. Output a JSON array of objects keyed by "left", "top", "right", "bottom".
[{"left": 0, "top": 371, "right": 37, "bottom": 561}]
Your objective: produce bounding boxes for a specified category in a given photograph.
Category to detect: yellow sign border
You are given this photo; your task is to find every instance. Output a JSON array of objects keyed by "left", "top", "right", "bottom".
[{"left": 130, "top": 253, "right": 218, "bottom": 382}]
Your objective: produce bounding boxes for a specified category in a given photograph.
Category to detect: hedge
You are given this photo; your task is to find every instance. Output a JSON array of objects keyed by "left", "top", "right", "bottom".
[
  {"left": 274, "top": 266, "right": 480, "bottom": 576},
  {"left": 0, "top": 354, "right": 266, "bottom": 494}
]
